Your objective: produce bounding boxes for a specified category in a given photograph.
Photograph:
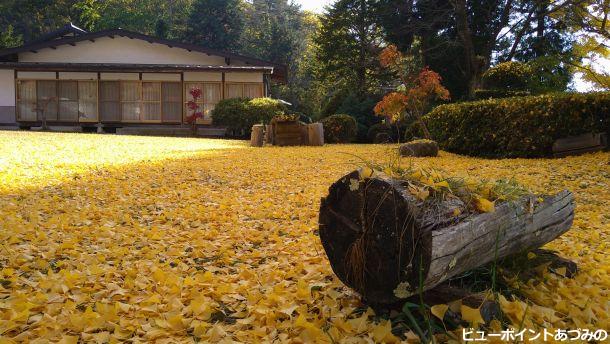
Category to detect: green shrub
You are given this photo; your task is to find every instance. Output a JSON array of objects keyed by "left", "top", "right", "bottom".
[
  {"left": 474, "top": 89, "right": 531, "bottom": 100},
  {"left": 321, "top": 114, "right": 358, "bottom": 143},
  {"left": 248, "top": 97, "right": 288, "bottom": 124},
  {"left": 212, "top": 97, "right": 287, "bottom": 136},
  {"left": 367, "top": 123, "right": 394, "bottom": 143},
  {"left": 425, "top": 92, "right": 610, "bottom": 158},
  {"left": 482, "top": 61, "right": 532, "bottom": 91}
]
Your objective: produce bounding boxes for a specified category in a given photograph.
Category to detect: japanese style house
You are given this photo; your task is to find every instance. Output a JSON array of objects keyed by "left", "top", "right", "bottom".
[{"left": 0, "top": 23, "right": 285, "bottom": 129}]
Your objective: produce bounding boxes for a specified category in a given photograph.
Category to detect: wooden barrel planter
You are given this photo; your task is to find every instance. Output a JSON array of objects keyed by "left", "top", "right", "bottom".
[{"left": 273, "top": 120, "right": 302, "bottom": 146}]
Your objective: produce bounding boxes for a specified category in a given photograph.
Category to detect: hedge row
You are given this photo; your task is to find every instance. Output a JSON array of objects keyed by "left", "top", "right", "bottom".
[
  {"left": 212, "top": 98, "right": 287, "bottom": 136},
  {"left": 425, "top": 92, "right": 610, "bottom": 158}
]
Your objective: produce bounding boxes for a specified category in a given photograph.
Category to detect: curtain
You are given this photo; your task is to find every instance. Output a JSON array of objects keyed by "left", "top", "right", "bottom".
[
  {"left": 100, "top": 81, "right": 120, "bottom": 121},
  {"left": 203, "top": 84, "right": 221, "bottom": 120},
  {"left": 37, "top": 80, "right": 58, "bottom": 120},
  {"left": 225, "top": 83, "right": 243, "bottom": 99},
  {"left": 204, "top": 84, "right": 221, "bottom": 103},
  {"left": 78, "top": 81, "right": 97, "bottom": 122},
  {"left": 121, "top": 82, "right": 141, "bottom": 101},
  {"left": 121, "top": 103, "right": 140, "bottom": 121},
  {"left": 162, "top": 82, "right": 182, "bottom": 122},
  {"left": 142, "top": 103, "right": 161, "bottom": 121},
  {"left": 142, "top": 82, "right": 161, "bottom": 121},
  {"left": 244, "top": 84, "right": 263, "bottom": 99},
  {"left": 58, "top": 81, "right": 78, "bottom": 121},
  {"left": 121, "top": 82, "right": 141, "bottom": 121},
  {"left": 17, "top": 80, "right": 37, "bottom": 121}
]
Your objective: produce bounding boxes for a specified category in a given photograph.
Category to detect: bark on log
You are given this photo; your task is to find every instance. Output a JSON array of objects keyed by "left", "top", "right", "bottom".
[
  {"left": 250, "top": 124, "right": 264, "bottom": 147},
  {"left": 319, "top": 170, "right": 575, "bottom": 305}
]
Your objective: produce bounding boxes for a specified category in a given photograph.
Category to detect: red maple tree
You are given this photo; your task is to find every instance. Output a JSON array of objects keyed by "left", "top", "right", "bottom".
[
  {"left": 374, "top": 45, "right": 450, "bottom": 139},
  {"left": 186, "top": 87, "right": 204, "bottom": 135}
]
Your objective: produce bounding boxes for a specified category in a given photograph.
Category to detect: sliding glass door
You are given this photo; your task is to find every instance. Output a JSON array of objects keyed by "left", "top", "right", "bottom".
[{"left": 16, "top": 80, "right": 98, "bottom": 122}]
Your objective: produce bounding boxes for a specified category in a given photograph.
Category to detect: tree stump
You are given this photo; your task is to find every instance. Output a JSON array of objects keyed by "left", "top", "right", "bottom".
[
  {"left": 308, "top": 123, "right": 324, "bottom": 146},
  {"left": 319, "top": 170, "right": 575, "bottom": 305},
  {"left": 250, "top": 124, "right": 264, "bottom": 147}
]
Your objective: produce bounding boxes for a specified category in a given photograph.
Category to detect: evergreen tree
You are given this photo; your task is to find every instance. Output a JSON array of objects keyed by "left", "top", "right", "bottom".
[
  {"left": 0, "top": 24, "right": 22, "bottom": 49},
  {"left": 182, "top": 0, "right": 243, "bottom": 51},
  {"left": 314, "top": 0, "right": 387, "bottom": 98}
]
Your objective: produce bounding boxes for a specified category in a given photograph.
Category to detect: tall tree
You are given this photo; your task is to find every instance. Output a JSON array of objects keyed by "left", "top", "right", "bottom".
[
  {"left": 315, "top": 0, "right": 387, "bottom": 98},
  {"left": 375, "top": 0, "right": 588, "bottom": 98},
  {"left": 0, "top": 25, "right": 22, "bottom": 49},
  {"left": 182, "top": 0, "right": 243, "bottom": 51},
  {"left": 240, "top": 1, "right": 322, "bottom": 114}
]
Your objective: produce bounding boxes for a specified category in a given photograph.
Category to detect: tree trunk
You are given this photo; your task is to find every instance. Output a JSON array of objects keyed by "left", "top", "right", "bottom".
[
  {"left": 453, "top": 0, "right": 484, "bottom": 98},
  {"left": 319, "top": 171, "right": 575, "bottom": 305},
  {"left": 535, "top": 0, "right": 546, "bottom": 58}
]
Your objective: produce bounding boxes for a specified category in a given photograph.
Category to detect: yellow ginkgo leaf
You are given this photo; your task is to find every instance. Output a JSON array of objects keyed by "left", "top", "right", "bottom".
[
  {"left": 371, "top": 320, "right": 394, "bottom": 342},
  {"left": 461, "top": 305, "right": 485, "bottom": 326},
  {"left": 434, "top": 180, "right": 450, "bottom": 189},
  {"left": 359, "top": 166, "right": 374, "bottom": 179},
  {"left": 430, "top": 304, "right": 449, "bottom": 321},
  {"left": 527, "top": 252, "right": 537, "bottom": 260},
  {"left": 474, "top": 197, "right": 495, "bottom": 213}
]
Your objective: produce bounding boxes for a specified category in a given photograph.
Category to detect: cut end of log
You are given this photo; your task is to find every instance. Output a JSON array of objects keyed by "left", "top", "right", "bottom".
[{"left": 319, "top": 170, "right": 575, "bottom": 305}]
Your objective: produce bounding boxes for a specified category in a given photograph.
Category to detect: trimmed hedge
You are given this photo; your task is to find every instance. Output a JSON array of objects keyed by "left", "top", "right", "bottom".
[
  {"left": 425, "top": 92, "right": 610, "bottom": 158},
  {"left": 321, "top": 114, "right": 358, "bottom": 143},
  {"left": 482, "top": 61, "right": 532, "bottom": 91},
  {"left": 212, "top": 98, "right": 287, "bottom": 136},
  {"left": 474, "top": 89, "right": 531, "bottom": 100}
]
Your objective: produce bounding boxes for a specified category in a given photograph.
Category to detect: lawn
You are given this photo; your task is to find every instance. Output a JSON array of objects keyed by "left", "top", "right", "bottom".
[{"left": 0, "top": 131, "right": 608, "bottom": 343}]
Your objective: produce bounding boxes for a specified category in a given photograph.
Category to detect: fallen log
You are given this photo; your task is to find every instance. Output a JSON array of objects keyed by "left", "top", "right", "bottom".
[{"left": 319, "top": 170, "right": 575, "bottom": 305}]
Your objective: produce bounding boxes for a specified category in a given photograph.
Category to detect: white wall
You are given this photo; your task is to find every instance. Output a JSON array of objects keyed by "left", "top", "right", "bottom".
[
  {"left": 184, "top": 72, "right": 222, "bottom": 82},
  {"left": 19, "top": 36, "right": 230, "bottom": 66},
  {"left": 225, "top": 72, "right": 263, "bottom": 83},
  {"left": 142, "top": 73, "right": 180, "bottom": 81},
  {"left": 100, "top": 72, "right": 139, "bottom": 80},
  {"left": 0, "top": 70, "right": 15, "bottom": 106},
  {"left": 17, "top": 71, "right": 56, "bottom": 80},
  {"left": 59, "top": 72, "right": 97, "bottom": 80}
]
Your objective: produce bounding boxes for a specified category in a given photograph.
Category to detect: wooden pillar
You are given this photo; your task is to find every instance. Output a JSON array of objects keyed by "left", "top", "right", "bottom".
[
  {"left": 221, "top": 72, "right": 226, "bottom": 100},
  {"left": 180, "top": 72, "right": 185, "bottom": 125}
]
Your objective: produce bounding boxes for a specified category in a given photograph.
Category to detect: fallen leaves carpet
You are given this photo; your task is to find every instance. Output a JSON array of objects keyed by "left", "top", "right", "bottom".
[{"left": 0, "top": 132, "right": 607, "bottom": 343}]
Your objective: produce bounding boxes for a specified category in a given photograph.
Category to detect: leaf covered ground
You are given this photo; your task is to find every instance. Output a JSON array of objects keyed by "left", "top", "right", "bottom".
[{"left": 0, "top": 132, "right": 608, "bottom": 343}]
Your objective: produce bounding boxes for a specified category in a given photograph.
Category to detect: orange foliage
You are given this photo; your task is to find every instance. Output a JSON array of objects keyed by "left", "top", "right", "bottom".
[
  {"left": 374, "top": 92, "right": 408, "bottom": 122},
  {"left": 379, "top": 45, "right": 402, "bottom": 68},
  {"left": 412, "top": 68, "right": 450, "bottom": 102},
  {"left": 374, "top": 67, "right": 450, "bottom": 125}
]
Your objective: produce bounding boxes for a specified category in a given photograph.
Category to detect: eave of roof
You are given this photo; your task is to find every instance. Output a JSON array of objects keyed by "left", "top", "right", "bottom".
[
  {"left": 0, "top": 28, "right": 286, "bottom": 82},
  {"left": 27, "top": 23, "right": 88, "bottom": 44},
  {"left": 0, "top": 62, "right": 275, "bottom": 74}
]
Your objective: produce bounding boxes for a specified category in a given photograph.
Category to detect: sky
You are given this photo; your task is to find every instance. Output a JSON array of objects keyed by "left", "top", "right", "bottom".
[{"left": 295, "top": 0, "right": 333, "bottom": 13}]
